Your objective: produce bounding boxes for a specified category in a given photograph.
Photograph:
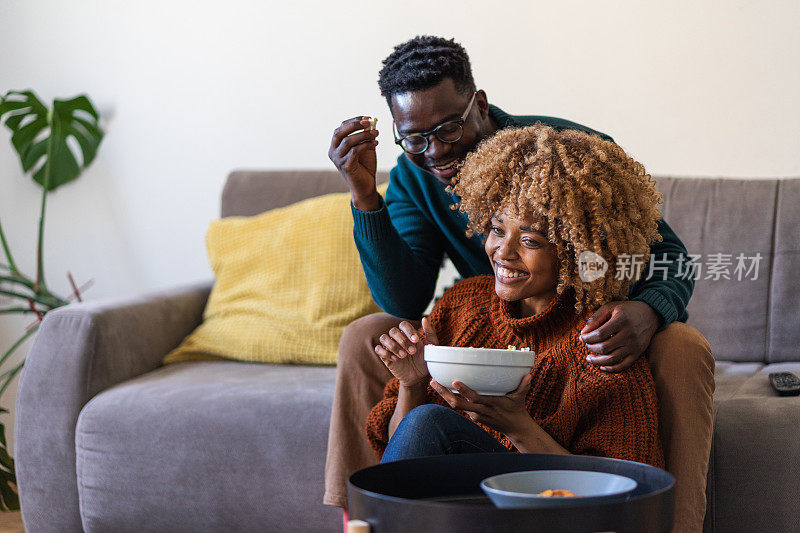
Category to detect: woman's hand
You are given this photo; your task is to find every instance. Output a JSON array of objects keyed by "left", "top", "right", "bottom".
[
  {"left": 431, "top": 375, "right": 569, "bottom": 454},
  {"left": 375, "top": 317, "right": 439, "bottom": 389},
  {"left": 430, "top": 375, "right": 533, "bottom": 437}
]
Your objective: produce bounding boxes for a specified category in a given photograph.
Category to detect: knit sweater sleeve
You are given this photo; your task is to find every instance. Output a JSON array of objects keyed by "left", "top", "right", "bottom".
[
  {"left": 351, "top": 161, "right": 446, "bottom": 319},
  {"left": 570, "top": 343, "right": 665, "bottom": 468},
  {"left": 629, "top": 217, "right": 693, "bottom": 329},
  {"left": 365, "top": 378, "right": 401, "bottom": 457}
]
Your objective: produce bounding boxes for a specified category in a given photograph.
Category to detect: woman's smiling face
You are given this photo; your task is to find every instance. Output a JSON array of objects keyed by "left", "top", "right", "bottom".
[{"left": 485, "top": 211, "right": 560, "bottom": 317}]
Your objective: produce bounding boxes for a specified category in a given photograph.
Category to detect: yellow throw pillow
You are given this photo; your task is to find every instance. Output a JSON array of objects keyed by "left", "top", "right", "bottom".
[{"left": 164, "top": 184, "right": 388, "bottom": 366}]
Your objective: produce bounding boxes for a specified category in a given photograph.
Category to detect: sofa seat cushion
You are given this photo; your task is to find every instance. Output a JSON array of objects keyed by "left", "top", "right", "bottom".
[
  {"left": 713, "top": 361, "right": 764, "bottom": 401},
  {"left": 708, "top": 361, "right": 800, "bottom": 532},
  {"left": 75, "top": 361, "right": 340, "bottom": 533}
]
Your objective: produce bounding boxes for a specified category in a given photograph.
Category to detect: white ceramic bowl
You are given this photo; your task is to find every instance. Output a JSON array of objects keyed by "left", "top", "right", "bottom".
[
  {"left": 481, "top": 470, "right": 638, "bottom": 508},
  {"left": 423, "top": 345, "right": 534, "bottom": 396}
]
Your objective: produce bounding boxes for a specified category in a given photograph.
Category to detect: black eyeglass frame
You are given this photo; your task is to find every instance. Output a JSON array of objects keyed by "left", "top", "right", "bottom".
[{"left": 392, "top": 92, "right": 478, "bottom": 155}]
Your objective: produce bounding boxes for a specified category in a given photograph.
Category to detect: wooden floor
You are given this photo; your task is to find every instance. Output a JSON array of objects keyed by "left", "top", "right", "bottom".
[{"left": 0, "top": 511, "right": 23, "bottom": 532}]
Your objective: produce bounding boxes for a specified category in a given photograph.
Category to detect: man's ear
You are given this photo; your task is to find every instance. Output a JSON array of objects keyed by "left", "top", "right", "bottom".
[{"left": 476, "top": 89, "right": 490, "bottom": 119}]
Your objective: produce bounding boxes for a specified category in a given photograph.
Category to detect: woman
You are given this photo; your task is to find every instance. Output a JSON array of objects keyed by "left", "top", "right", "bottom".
[{"left": 367, "top": 124, "right": 664, "bottom": 467}]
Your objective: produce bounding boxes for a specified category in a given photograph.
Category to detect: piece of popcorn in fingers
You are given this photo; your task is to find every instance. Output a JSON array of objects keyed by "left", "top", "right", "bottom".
[{"left": 367, "top": 117, "right": 378, "bottom": 130}]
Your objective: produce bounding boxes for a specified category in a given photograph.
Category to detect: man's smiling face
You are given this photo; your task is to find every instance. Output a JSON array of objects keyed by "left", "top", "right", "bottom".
[{"left": 390, "top": 77, "right": 495, "bottom": 184}]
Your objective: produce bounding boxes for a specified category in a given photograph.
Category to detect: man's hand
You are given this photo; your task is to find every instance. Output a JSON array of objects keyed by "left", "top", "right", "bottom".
[
  {"left": 430, "top": 375, "right": 533, "bottom": 436},
  {"left": 579, "top": 300, "right": 660, "bottom": 373},
  {"left": 328, "top": 116, "right": 381, "bottom": 211},
  {"left": 375, "top": 317, "right": 438, "bottom": 389}
]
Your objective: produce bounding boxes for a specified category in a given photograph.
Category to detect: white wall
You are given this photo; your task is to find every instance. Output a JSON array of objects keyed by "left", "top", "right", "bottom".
[{"left": 1, "top": 0, "right": 799, "bottom": 450}]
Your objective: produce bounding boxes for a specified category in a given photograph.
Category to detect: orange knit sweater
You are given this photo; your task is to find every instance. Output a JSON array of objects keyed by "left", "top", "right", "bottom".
[{"left": 366, "top": 276, "right": 664, "bottom": 468}]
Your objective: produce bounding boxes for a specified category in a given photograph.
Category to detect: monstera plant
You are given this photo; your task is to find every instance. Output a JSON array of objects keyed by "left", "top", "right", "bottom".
[{"left": 0, "top": 90, "right": 104, "bottom": 510}]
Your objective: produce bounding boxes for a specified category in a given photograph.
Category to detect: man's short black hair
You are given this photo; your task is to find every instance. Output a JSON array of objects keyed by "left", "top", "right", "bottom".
[{"left": 378, "top": 36, "right": 476, "bottom": 107}]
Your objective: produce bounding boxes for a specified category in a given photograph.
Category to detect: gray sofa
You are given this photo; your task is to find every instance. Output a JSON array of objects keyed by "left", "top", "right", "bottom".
[{"left": 15, "top": 171, "right": 800, "bottom": 532}]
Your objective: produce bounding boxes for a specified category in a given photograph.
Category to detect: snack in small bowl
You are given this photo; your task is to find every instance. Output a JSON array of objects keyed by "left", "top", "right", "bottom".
[
  {"left": 423, "top": 345, "right": 535, "bottom": 396},
  {"left": 537, "top": 489, "right": 577, "bottom": 497},
  {"left": 480, "top": 470, "right": 637, "bottom": 508}
]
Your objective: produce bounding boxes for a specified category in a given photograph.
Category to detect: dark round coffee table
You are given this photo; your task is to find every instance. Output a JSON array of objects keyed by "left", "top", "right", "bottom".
[{"left": 348, "top": 453, "right": 674, "bottom": 533}]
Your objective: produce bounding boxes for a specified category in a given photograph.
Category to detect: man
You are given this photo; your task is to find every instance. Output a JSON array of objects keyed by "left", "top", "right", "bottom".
[{"left": 327, "top": 36, "right": 713, "bottom": 532}]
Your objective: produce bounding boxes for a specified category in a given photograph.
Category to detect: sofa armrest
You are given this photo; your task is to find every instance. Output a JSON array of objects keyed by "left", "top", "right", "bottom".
[{"left": 15, "top": 280, "right": 212, "bottom": 532}]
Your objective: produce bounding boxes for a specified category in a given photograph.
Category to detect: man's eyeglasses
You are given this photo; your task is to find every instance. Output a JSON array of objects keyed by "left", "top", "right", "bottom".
[{"left": 392, "top": 92, "right": 477, "bottom": 154}]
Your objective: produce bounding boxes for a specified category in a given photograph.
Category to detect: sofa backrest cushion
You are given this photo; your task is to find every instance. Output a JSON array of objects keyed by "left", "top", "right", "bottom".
[
  {"left": 221, "top": 171, "right": 799, "bottom": 363},
  {"left": 767, "top": 179, "right": 800, "bottom": 362},
  {"left": 657, "top": 177, "right": 800, "bottom": 363},
  {"left": 221, "top": 170, "right": 389, "bottom": 217}
]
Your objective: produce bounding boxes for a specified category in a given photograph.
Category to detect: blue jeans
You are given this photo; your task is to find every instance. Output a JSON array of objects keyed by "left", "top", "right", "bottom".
[{"left": 381, "top": 404, "right": 510, "bottom": 463}]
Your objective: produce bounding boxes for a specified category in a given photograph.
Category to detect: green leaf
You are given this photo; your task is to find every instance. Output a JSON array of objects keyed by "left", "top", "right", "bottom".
[
  {"left": 0, "top": 421, "right": 18, "bottom": 511},
  {"left": 0, "top": 274, "right": 36, "bottom": 291},
  {"left": 0, "top": 362, "right": 24, "bottom": 398},
  {"left": 0, "top": 308, "right": 36, "bottom": 315},
  {"left": 0, "top": 90, "right": 104, "bottom": 192},
  {"left": 0, "top": 288, "right": 60, "bottom": 308},
  {"left": 0, "top": 443, "right": 11, "bottom": 464},
  {"left": 0, "top": 329, "right": 36, "bottom": 373}
]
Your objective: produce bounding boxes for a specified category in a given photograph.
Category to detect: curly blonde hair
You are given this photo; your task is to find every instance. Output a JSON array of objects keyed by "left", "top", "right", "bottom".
[{"left": 450, "top": 124, "right": 663, "bottom": 313}]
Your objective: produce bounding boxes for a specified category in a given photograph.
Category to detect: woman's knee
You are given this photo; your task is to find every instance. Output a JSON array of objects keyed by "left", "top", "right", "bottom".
[
  {"left": 402, "top": 404, "right": 454, "bottom": 429},
  {"left": 382, "top": 405, "right": 455, "bottom": 463}
]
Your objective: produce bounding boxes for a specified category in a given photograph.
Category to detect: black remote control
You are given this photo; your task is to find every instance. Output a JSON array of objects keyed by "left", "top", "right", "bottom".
[{"left": 769, "top": 372, "right": 800, "bottom": 396}]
